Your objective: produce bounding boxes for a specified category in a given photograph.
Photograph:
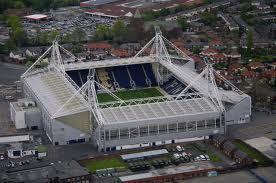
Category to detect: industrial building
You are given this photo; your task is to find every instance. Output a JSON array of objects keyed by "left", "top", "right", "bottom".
[{"left": 20, "top": 28, "right": 251, "bottom": 151}]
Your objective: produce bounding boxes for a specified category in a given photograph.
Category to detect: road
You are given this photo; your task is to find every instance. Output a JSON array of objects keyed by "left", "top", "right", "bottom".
[
  {"left": 227, "top": 112, "right": 276, "bottom": 140},
  {"left": 0, "top": 62, "right": 26, "bottom": 84},
  {"left": 0, "top": 62, "right": 26, "bottom": 134}
]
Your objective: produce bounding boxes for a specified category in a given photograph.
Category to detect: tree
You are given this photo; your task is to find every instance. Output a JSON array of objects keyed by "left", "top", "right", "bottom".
[
  {"left": 126, "top": 18, "right": 145, "bottom": 42},
  {"left": 160, "top": 8, "right": 170, "bottom": 17},
  {"left": 174, "top": 4, "right": 187, "bottom": 13},
  {"left": 25, "top": 60, "right": 33, "bottom": 67},
  {"left": 7, "top": 16, "right": 28, "bottom": 47},
  {"left": 4, "top": 39, "right": 16, "bottom": 52},
  {"left": 7, "top": 16, "right": 21, "bottom": 30},
  {"left": 71, "top": 28, "right": 86, "bottom": 43},
  {"left": 72, "top": 44, "right": 83, "bottom": 54},
  {"left": 246, "top": 31, "right": 253, "bottom": 51},
  {"left": 38, "top": 31, "right": 49, "bottom": 45},
  {"left": 200, "top": 12, "right": 217, "bottom": 26},
  {"left": 94, "top": 24, "right": 111, "bottom": 41},
  {"left": 111, "top": 20, "right": 127, "bottom": 43},
  {"left": 14, "top": 1, "right": 25, "bottom": 8},
  {"left": 142, "top": 11, "right": 155, "bottom": 21},
  {"left": 177, "top": 17, "right": 188, "bottom": 31},
  {"left": 167, "top": 27, "right": 183, "bottom": 40},
  {"left": 47, "top": 29, "right": 59, "bottom": 44}
]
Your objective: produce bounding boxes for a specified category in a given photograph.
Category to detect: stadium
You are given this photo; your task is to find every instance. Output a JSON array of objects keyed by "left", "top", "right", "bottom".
[{"left": 21, "top": 28, "right": 251, "bottom": 151}]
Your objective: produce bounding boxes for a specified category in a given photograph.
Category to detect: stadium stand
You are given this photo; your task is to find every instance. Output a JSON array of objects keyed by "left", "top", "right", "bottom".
[
  {"left": 161, "top": 77, "right": 186, "bottom": 95},
  {"left": 67, "top": 63, "right": 158, "bottom": 91},
  {"left": 143, "top": 63, "right": 157, "bottom": 86}
]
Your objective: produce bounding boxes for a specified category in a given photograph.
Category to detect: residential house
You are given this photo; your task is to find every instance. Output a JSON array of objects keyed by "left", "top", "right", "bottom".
[
  {"left": 111, "top": 48, "right": 132, "bottom": 58},
  {"left": 228, "top": 63, "right": 244, "bottom": 73},
  {"left": 210, "top": 53, "right": 227, "bottom": 63},
  {"left": 224, "top": 49, "right": 241, "bottom": 62},
  {"left": 217, "top": 12, "right": 239, "bottom": 31},
  {"left": 221, "top": 141, "right": 237, "bottom": 158},
  {"left": 200, "top": 48, "right": 218, "bottom": 57},
  {"left": 248, "top": 62, "right": 265, "bottom": 71},
  {"left": 210, "top": 135, "right": 227, "bottom": 149},
  {"left": 257, "top": 4, "right": 270, "bottom": 10},
  {"left": 9, "top": 51, "right": 26, "bottom": 64},
  {"left": 263, "top": 70, "right": 276, "bottom": 79},
  {"left": 209, "top": 39, "right": 225, "bottom": 50},
  {"left": 85, "top": 42, "right": 112, "bottom": 52},
  {"left": 178, "top": 47, "right": 193, "bottom": 56},
  {"left": 233, "top": 150, "right": 253, "bottom": 165},
  {"left": 120, "top": 43, "right": 141, "bottom": 52},
  {"left": 269, "top": 62, "right": 276, "bottom": 70},
  {"left": 191, "top": 55, "right": 205, "bottom": 71},
  {"left": 241, "top": 70, "right": 258, "bottom": 80},
  {"left": 251, "top": 1, "right": 261, "bottom": 6}
]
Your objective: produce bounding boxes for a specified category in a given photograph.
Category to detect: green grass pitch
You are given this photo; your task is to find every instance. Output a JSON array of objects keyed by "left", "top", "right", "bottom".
[{"left": 97, "top": 87, "right": 163, "bottom": 103}]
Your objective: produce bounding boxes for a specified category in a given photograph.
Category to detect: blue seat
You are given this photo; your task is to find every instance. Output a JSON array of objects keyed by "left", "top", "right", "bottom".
[
  {"left": 161, "top": 77, "right": 186, "bottom": 95},
  {"left": 143, "top": 63, "right": 157, "bottom": 86},
  {"left": 66, "top": 70, "right": 82, "bottom": 87},
  {"left": 128, "top": 64, "right": 147, "bottom": 87},
  {"left": 111, "top": 66, "right": 131, "bottom": 89}
]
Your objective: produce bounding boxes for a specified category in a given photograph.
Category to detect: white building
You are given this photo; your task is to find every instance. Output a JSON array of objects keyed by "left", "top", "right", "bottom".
[{"left": 10, "top": 99, "right": 42, "bottom": 130}]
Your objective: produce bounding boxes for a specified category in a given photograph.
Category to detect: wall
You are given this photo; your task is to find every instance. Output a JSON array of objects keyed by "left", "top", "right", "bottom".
[
  {"left": 25, "top": 109, "right": 43, "bottom": 129},
  {"left": 52, "top": 119, "right": 90, "bottom": 145},
  {"left": 225, "top": 97, "right": 251, "bottom": 125},
  {"left": 9, "top": 103, "right": 27, "bottom": 129}
]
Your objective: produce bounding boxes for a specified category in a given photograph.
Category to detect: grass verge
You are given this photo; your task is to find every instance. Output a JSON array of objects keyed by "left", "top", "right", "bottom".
[
  {"left": 232, "top": 139, "right": 273, "bottom": 166},
  {"left": 85, "top": 157, "right": 126, "bottom": 173}
]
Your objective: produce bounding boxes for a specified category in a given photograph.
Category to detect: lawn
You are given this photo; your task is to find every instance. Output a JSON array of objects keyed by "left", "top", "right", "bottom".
[
  {"left": 97, "top": 87, "right": 163, "bottom": 103},
  {"left": 232, "top": 139, "right": 273, "bottom": 166},
  {"left": 207, "top": 152, "right": 222, "bottom": 162},
  {"left": 85, "top": 157, "right": 126, "bottom": 172},
  {"left": 190, "top": 143, "right": 222, "bottom": 162}
]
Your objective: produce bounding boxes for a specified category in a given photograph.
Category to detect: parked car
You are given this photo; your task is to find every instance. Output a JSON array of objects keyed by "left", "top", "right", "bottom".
[
  {"left": 173, "top": 153, "right": 181, "bottom": 159},
  {"left": 205, "top": 155, "right": 210, "bottom": 161},
  {"left": 200, "top": 155, "right": 207, "bottom": 161},
  {"left": 176, "top": 145, "right": 183, "bottom": 152},
  {"left": 0, "top": 155, "right": 4, "bottom": 160}
]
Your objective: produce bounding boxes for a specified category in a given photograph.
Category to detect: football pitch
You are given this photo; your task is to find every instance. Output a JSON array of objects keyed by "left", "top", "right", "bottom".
[{"left": 97, "top": 87, "right": 163, "bottom": 103}]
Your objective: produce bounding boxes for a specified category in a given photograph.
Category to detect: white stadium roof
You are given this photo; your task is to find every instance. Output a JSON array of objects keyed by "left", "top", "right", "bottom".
[
  {"left": 64, "top": 56, "right": 156, "bottom": 71},
  {"left": 100, "top": 97, "right": 219, "bottom": 125},
  {"left": 24, "top": 71, "right": 88, "bottom": 117}
]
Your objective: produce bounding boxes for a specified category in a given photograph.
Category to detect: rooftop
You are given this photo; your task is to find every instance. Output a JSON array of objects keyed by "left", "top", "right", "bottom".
[
  {"left": 23, "top": 71, "right": 88, "bottom": 118},
  {"left": 1, "top": 160, "right": 90, "bottom": 182},
  {"left": 100, "top": 97, "right": 220, "bottom": 125},
  {"left": 24, "top": 14, "right": 48, "bottom": 20},
  {"left": 121, "top": 149, "right": 168, "bottom": 160},
  {"left": 119, "top": 161, "right": 215, "bottom": 182}
]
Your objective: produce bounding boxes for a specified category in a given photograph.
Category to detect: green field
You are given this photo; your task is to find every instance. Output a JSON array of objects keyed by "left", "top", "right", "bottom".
[
  {"left": 85, "top": 157, "right": 126, "bottom": 172},
  {"left": 97, "top": 87, "right": 163, "bottom": 103}
]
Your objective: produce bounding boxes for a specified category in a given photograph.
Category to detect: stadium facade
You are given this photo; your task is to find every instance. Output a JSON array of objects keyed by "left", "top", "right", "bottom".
[{"left": 21, "top": 28, "right": 251, "bottom": 151}]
